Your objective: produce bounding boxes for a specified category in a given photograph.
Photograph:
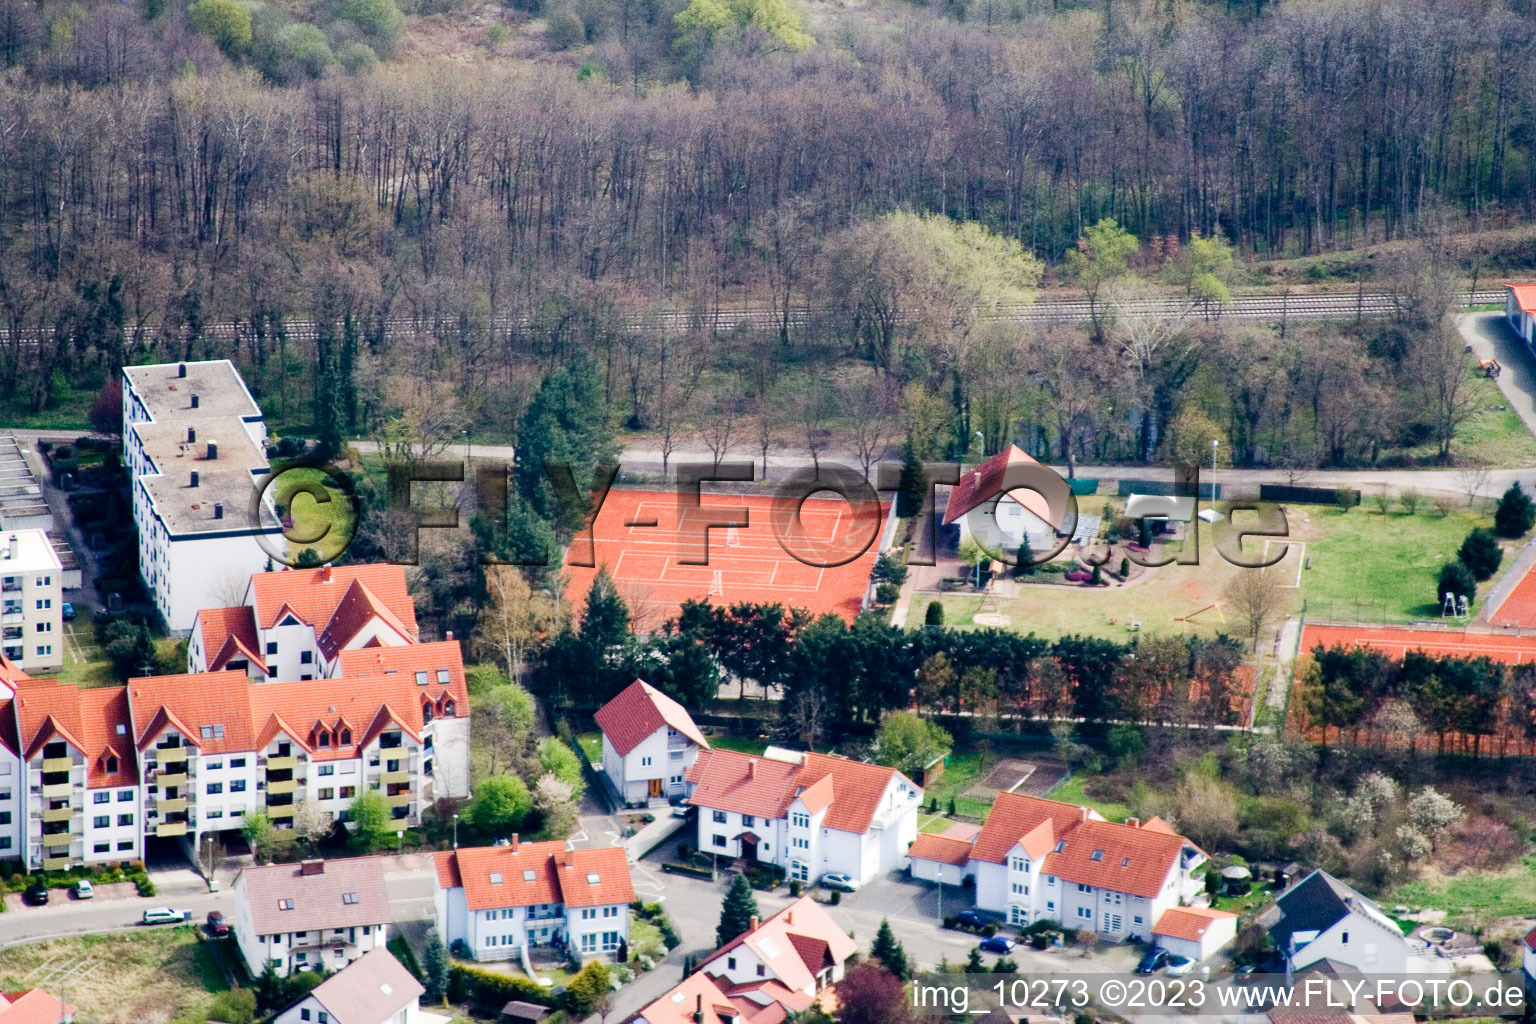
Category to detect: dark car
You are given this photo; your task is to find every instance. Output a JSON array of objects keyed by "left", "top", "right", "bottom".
[
  {"left": 61, "top": 601, "right": 76, "bottom": 621},
  {"left": 24, "top": 882, "right": 48, "bottom": 905},
  {"left": 955, "top": 910, "right": 989, "bottom": 929},
  {"left": 979, "top": 935, "right": 1015, "bottom": 954},
  {"left": 1135, "top": 948, "right": 1171, "bottom": 974},
  {"left": 206, "top": 911, "right": 230, "bottom": 936}
]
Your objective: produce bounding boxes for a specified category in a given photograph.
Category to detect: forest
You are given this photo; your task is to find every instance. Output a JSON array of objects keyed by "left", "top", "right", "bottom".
[{"left": 3, "top": 0, "right": 1535, "bottom": 470}]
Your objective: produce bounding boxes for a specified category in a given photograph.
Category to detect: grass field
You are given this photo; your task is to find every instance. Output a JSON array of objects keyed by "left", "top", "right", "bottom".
[
  {"left": 1298, "top": 504, "right": 1516, "bottom": 622},
  {"left": 1401, "top": 357, "right": 1536, "bottom": 467},
  {"left": 576, "top": 732, "right": 604, "bottom": 763},
  {"left": 917, "top": 750, "right": 998, "bottom": 819},
  {"left": 274, "top": 466, "right": 356, "bottom": 563},
  {"left": 1049, "top": 774, "right": 1133, "bottom": 822},
  {"left": 707, "top": 736, "right": 769, "bottom": 756},
  {"left": 0, "top": 927, "right": 226, "bottom": 1023},
  {"left": 1390, "top": 854, "right": 1536, "bottom": 922}
]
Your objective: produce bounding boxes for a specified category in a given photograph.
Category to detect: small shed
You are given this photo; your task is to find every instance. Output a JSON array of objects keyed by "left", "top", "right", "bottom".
[
  {"left": 1276, "top": 861, "right": 1302, "bottom": 891},
  {"left": 919, "top": 754, "right": 947, "bottom": 788},
  {"left": 501, "top": 1001, "right": 553, "bottom": 1024}
]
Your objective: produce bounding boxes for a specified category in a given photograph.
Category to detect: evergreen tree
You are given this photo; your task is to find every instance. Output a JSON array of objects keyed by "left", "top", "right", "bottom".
[
  {"left": 421, "top": 929, "right": 449, "bottom": 1001},
  {"left": 896, "top": 442, "right": 925, "bottom": 519},
  {"left": 965, "top": 946, "right": 986, "bottom": 972},
  {"left": 871, "top": 919, "right": 909, "bottom": 981},
  {"left": 1458, "top": 528, "right": 1503, "bottom": 580},
  {"left": 924, "top": 601, "right": 944, "bottom": 627},
  {"left": 717, "top": 872, "right": 760, "bottom": 946},
  {"left": 515, "top": 357, "right": 618, "bottom": 526},
  {"left": 1014, "top": 538, "right": 1034, "bottom": 578},
  {"left": 1495, "top": 483, "right": 1536, "bottom": 538}
]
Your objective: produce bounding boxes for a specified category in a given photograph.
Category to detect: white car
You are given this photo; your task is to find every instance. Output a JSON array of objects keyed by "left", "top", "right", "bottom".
[
  {"left": 72, "top": 879, "right": 94, "bottom": 899},
  {"left": 821, "top": 872, "right": 858, "bottom": 892},
  {"left": 142, "top": 907, "right": 189, "bottom": 925},
  {"left": 1164, "top": 955, "right": 1196, "bottom": 976}
]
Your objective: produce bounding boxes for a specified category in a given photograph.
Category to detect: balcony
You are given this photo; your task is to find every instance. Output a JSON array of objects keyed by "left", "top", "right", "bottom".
[
  {"left": 42, "top": 806, "right": 74, "bottom": 824},
  {"left": 42, "top": 757, "right": 76, "bottom": 773},
  {"left": 385, "top": 792, "right": 413, "bottom": 809},
  {"left": 41, "top": 782, "right": 73, "bottom": 800},
  {"left": 265, "top": 756, "right": 298, "bottom": 771},
  {"left": 269, "top": 805, "right": 295, "bottom": 819},
  {"left": 42, "top": 832, "right": 74, "bottom": 849},
  {"left": 157, "top": 771, "right": 188, "bottom": 788},
  {"left": 266, "top": 779, "right": 297, "bottom": 795},
  {"left": 380, "top": 770, "right": 410, "bottom": 786},
  {"left": 157, "top": 747, "right": 188, "bottom": 763},
  {"left": 43, "top": 856, "right": 72, "bottom": 870},
  {"left": 156, "top": 822, "right": 188, "bottom": 838},
  {"left": 156, "top": 798, "right": 188, "bottom": 815}
]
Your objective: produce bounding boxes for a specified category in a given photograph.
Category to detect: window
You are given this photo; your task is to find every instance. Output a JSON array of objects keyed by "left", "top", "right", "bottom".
[
  {"left": 1342, "top": 932, "right": 1349, "bottom": 944},
  {"left": 0, "top": 837, "right": 10, "bottom": 850},
  {"left": 319, "top": 1013, "right": 329, "bottom": 1024},
  {"left": 278, "top": 899, "right": 294, "bottom": 910},
  {"left": 1046, "top": 900, "right": 1055, "bottom": 911},
  {"left": 35, "top": 644, "right": 51, "bottom": 656},
  {"left": 206, "top": 783, "right": 223, "bottom": 795},
  {"left": 95, "top": 792, "right": 111, "bottom": 804},
  {"left": 603, "top": 906, "right": 619, "bottom": 918},
  {"left": 582, "top": 908, "right": 597, "bottom": 920},
  {"left": 1076, "top": 907, "right": 1092, "bottom": 920},
  {"left": 640, "top": 756, "right": 652, "bottom": 767},
  {"left": 727, "top": 958, "right": 737, "bottom": 970},
  {"left": 714, "top": 834, "right": 728, "bottom": 847},
  {"left": 792, "top": 837, "right": 809, "bottom": 850},
  {"left": 340, "top": 786, "right": 355, "bottom": 799},
  {"left": 416, "top": 671, "right": 428, "bottom": 686},
  {"left": 34, "top": 621, "right": 50, "bottom": 633},
  {"left": 266, "top": 642, "right": 278, "bottom": 655},
  {"left": 792, "top": 862, "right": 808, "bottom": 881},
  {"left": 1133, "top": 916, "right": 1143, "bottom": 925},
  {"left": 438, "top": 668, "right": 451, "bottom": 684},
  {"left": 118, "top": 814, "right": 133, "bottom": 826},
  {"left": 1077, "top": 883, "right": 1092, "bottom": 894},
  {"left": 206, "top": 760, "right": 223, "bottom": 771},
  {"left": 118, "top": 840, "right": 134, "bottom": 851},
  {"left": 302, "top": 1011, "right": 312, "bottom": 1022},
  {"left": 35, "top": 598, "right": 50, "bottom": 609},
  {"left": 231, "top": 757, "right": 246, "bottom": 768},
  {"left": 1011, "top": 883, "right": 1027, "bottom": 895},
  {"left": 231, "top": 780, "right": 247, "bottom": 793},
  {"left": 742, "top": 815, "right": 755, "bottom": 827},
  {"left": 1090, "top": 850, "right": 1104, "bottom": 862},
  {"left": 207, "top": 810, "right": 224, "bottom": 819},
  {"left": 757, "top": 965, "right": 766, "bottom": 977},
  {"left": 580, "top": 934, "right": 597, "bottom": 952},
  {"left": 340, "top": 729, "right": 351, "bottom": 744},
  {"left": 94, "top": 815, "right": 110, "bottom": 827},
  {"left": 1010, "top": 856, "right": 1027, "bottom": 871},
  {"left": 318, "top": 788, "right": 335, "bottom": 800},
  {"left": 300, "top": 650, "right": 313, "bottom": 664},
  {"left": 319, "top": 765, "right": 335, "bottom": 776},
  {"left": 317, "top": 731, "right": 330, "bottom": 748},
  {"left": 792, "top": 813, "right": 810, "bottom": 828},
  {"left": 712, "top": 810, "right": 727, "bottom": 824},
  {"left": 343, "top": 892, "right": 359, "bottom": 904},
  {"left": 94, "top": 842, "right": 110, "bottom": 853}
]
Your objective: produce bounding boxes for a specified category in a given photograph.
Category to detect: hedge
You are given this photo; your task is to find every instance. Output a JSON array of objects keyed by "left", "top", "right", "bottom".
[
  {"left": 447, "top": 964, "right": 557, "bottom": 1011},
  {"left": 661, "top": 862, "right": 714, "bottom": 879}
]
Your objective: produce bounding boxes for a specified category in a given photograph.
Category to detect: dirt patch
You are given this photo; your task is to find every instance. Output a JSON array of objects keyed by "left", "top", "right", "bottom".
[
  {"left": 961, "top": 757, "right": 1043, "bottom": 801},
  {"left": 0, "top": 927, "right": 225, "bottom": 1023}
]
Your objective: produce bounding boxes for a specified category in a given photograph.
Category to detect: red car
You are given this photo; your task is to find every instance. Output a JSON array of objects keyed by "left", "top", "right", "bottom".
[{"left": 206, "top": 911, "right": 230, "bottom": 936}]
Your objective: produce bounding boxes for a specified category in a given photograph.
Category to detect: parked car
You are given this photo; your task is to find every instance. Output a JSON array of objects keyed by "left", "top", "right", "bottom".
[
  {"left": 142, "top": 907, "right": 190, "bottom": 925},
  {"left": 24, "top": 882, "right": 48, "bottom": 905},
  {"left": 206, "top": 911, "right": 230, "bottom": 936},
  {"left": 71, "top": 879, "right": 94, "bottom": 899},
  {"left": 1164, "top": 955, "right": 1196, "bottom": 977},
  {"left": 1233, "top": 964, "right": 1257, "bottom": 981},
  {"left": 979, "top": 935, "right": 1015, "bottom": 954},
  {"left": 820, "top": 872, "right": 858, "bottom": 892},
  {"left": 671, "top": 805, "right": 691, "bottom": 819},
  {"left": 1135, "top": 948, "right": 1170, "bottom": 974},
  {"left": 955, "top": 910, "right": 989, "bottom": 929},
  {"left": 61, "top": 601, "right": 75, "bottom": 621}
]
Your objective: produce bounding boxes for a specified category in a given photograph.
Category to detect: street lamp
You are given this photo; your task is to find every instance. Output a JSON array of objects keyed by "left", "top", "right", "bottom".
[{"left": 452, "top": 813, "right": 459, "bottom": 850}]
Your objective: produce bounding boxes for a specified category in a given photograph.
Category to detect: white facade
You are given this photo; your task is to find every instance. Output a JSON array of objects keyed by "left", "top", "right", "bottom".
[
  {"left": 0, "top": 530, "right": 63, "bottom": 673},
  {"left": 436, "top": 891, "right": 629, "bottom": 962},
  {"left": 276, "top": 992, "right": 420, "bottom": 1024},
  {"left": 0, "top": 742, "right": 22, "bottom": 860},
  {"left": 968, "top": 848, "right": 1190, "bottom": 939},
  {"left": 1284, "top": 908, "right": 1416, "bottom": 975},
  {"left": 1508, "top": 288, "right": 1536, "bottom": 349},
  {"left": 958, "top": 493, "right": 1058, "bottom": 558},
  {"left": 233, "top": 874, "right": 389, "bottom": 979},
  {"left": 601, "top": 727, "right": 700, "bottom": 806}
]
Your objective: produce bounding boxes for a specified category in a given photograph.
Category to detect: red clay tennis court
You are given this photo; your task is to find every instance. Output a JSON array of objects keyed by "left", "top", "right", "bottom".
[
  {"left": 564, "top": 488, "right": 888, "bottom": 625},
  {"left": 1300, "top": 623, "right": 1536, "bottom": 665},
  {"left": 1488, "top": 565, "right": 1536, "bottom": 628}
]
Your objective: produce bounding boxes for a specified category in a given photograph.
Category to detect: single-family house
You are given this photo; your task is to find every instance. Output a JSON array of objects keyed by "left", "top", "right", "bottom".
[
  {"left": 233, "top": 857, "right": 392, "bottom": 978},
  {"left": 272, "top": 948, "right": 425, "bottom": 1024},
  {"left": 942, "top": 446, "right": 1070, "bottom": 558},
  {"left": 1260, "top": 870, "right": 1438, "bottom": 977},
  {"left": 1151, "top": 906, "right": 1238, "bottom": 962},
  {"left": 434, "top": 838, "right": 634, "bottom": 962},
  {"left": 1506, "top": 285, "right": 1536, "bottom": 350},
  {"left": 906, "top": 792, "right": 1206, "bottom": 941},
  {"left": 686, "top": 748, "right": 921, "bottom": 887},
  {"left": 595, "top": 680, "right": 709, "bottom": 806}
]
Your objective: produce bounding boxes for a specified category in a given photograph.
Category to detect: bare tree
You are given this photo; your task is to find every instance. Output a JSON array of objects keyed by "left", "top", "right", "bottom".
[
  {"left": 790, "top": 376, "right": 835, "bottom": 473},
  {"left": 1224, "top": 568, "right": 1287, "bottom": 652},
  {"left": 477, "top": 565, "right": 563, "bottom": 683},
  {"left": 842, "top": 369, "right": 898, "bottom": 479},
  {"left": 699, "top": 385, "right": 743, "bottom": 470},
  {"left": 788, "top": 687, "right": 828, "bottom": 750},
  {"left": 1454, "top": 459, "right": 1492, "bottom": 506}
]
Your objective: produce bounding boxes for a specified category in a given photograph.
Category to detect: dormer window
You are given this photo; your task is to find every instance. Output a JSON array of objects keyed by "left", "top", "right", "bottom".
[
  {"left": 106, "top": 756, "right": 119, "bottom": 774},
  {"left": 443, "top": 701, "right": 455, "bottom": 717},
  {"left": 340, "top": 728, "right": 352, "bottom": 745},
  {"left": 423, "top": 704, "right": 434, "bottom": 724},
  {"left": 317, "top": 730, "right": 331, "bottom": 748}
]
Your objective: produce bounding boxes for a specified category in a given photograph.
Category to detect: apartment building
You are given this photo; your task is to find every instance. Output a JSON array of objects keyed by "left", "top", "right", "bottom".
[
  {"left": 188, "top": 564, "right": 419, "bottom": 681},
  {"left": 0, "top": 530, "right": 63, "bottom": 674},
  {"left": 434, "top": 839, "right": 634, "bottom": 962},
  {"left": 686, "top": 748, "right": 921, "bottom": 887},
  {"left": 5, "top": 678, "right": 142, "bottom": 870},
  {"left": 234, "top": 857, "right": 391, "bottom": 978},
  {"left": 123, "top": 360, "right": 283, "bottom": 633},
  {"left": 594, "top": 680, "right": 709, "bottom": 806},
  {"left": 907, "top": 792, "right": 1207, "bottom": 941},
  {"left": 0, "top": 642, "right": 468, "bottom": 870}
]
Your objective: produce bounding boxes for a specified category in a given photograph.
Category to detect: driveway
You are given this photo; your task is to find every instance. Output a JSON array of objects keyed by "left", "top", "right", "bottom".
[{"left": 1459, "top": 312, "right": 1536, "bottom": 439}]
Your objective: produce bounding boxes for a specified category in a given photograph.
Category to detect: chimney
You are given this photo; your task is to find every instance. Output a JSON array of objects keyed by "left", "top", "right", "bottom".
[
  {"left": 206, "top": 441, "right": 218, "bottom": 460},
  {"left": 190, "top": 393, "right": 199, "bottom": 409},
  {"left": 785, "top": 910, "right": 794, "bottom": 925},
  {"left": 213, "top": 503, "right": 224, "bottom": 520},
  {"left": 749, "top": 916, "right": 759, "bottom": 931},
  {"left": 1079, "top": 807, "right": 1089, "bottom": 824},
  {"left": 446, "top": 630, "right": 454, "bottom": 641},
  {"left": 1126, "top": 817, "right": 1140, "bottom": 829},
  {"left": 300, "top": 860, "right": 325, "bottom": 876},
  {"left": 510, "top": 833, "right": 519, "bottom": 851},
  {"left": 321, "top": 565, "right": 332, "bottom": 583},
  {"left": 177, "top": 363, "right": 187, "bottom": 378},
  {"left": 190, "top": 471, "right": 199, "bottom": 488},
  {"left": 747, "top": 759, "right": 756, "bottom": 779},
  {"left": 187, "top": 427, "right": 196, "bottom": 443},
  {"left": 693, "top": 994, "right": 703, "bottom": 1024}
]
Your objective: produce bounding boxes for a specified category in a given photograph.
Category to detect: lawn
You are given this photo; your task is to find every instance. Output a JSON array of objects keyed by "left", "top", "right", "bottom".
[
  {"left": 1390, "top": 854, "right": 1536, "bottom": 923},
  {"left": 1048, "top": 774, "right": 1133, "bottom": 822},
  {"left": 1298, "top": 503, "right": 1518, "bottom": 623},
  {"left": 1401, "top": 356, "right": 1536, "bottom": 467},
  {"left": 0, "top": 927, "right": 227, "bottom": 1024},
  {"left": 576, "top": 732, "right": 604, "bottom": 763},
  {"left": 272, "top": 466, "right": 356, "bottom": 563},
  {"left": 916, "top": 750, "right": 997, "bottom": 820},
  {"left": 708, "top": 736, "right": 768, "bottom": 756}
]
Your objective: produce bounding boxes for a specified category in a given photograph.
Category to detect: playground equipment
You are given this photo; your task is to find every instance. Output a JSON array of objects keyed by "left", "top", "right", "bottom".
[{"left": 1175, "top": 602, "right": 1226, "bottom": 624}]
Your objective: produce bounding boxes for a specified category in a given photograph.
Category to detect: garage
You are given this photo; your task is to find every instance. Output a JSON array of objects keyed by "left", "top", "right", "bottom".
[{"left": 1152, "top": 906, "right": 1238, "bottom": 962}]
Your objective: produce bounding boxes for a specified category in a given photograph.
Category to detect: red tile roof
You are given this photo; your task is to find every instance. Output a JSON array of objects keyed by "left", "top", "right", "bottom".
[
  {"left": 907, "top": 832, "right": 973, "bottom": 866},
  {"left": 0, "top": 989, "right": 75, "bottom": 1024},
  {"left": 635, "top": 971, "right": 741, "bottom": 1024},
  {"left": 11, "top": 680, "right": 137, "bottom": 788},
  {"left": 1152, "top": 906, "right": 1237, "bottom": 942},
  {"left": 239, "top": 857, "right": 391, "bottom": 937},
  {"left": 436, "top": 842, "right": 635, "bottom": 911},
  {"left": 969, "top": 792, "right": 1095, "bottom": 864},
  {"left": 686, "top": 749, "right": 914, "bottom": 835},
  {"left": 705, "top": 897, "right": 856, "bottom": 994},
  {"left": 127, "top": 672, "right": 256, "bottom": 754},
  {"left": 318, "top": 579, "right": 418, "bottom": 661},
  {"left": 196, "top": 606, "right": 264, "bottom": 673},
  {"left": 596, "top": 680, "right": 710, "bottom": 756},
  {"left": 13, "top": 678, "right": 87, "bottom": 760},
  {"left": 249, "top": 565, "right": 418, "bottom": 637},
  {"left": 0, "top": 698, "right": 17, "bottom": 757},
  {"left": 1043, "top": 818, "right": 1191, "bottom": 900},
  {"left": 942, "top": 446, "right": 1064, "bottom": 529},
  {"left": 1510, "top": 284, "right": 1536, "bottom": 315}
]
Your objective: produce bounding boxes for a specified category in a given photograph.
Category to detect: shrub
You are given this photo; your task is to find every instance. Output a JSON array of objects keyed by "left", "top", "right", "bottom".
[
  {"left": 875, "top": 581, "right": 900, "bottom": 605},
  {"left": 1496, "top": 483, "right": 1536, "bottom": 538},
  {"left": 270, "top": 23, "right": 333, "bottom": 78},
  {"left": 980, "top": 924, "right": 998, "bottom": 937},
  {"left": 789, "top": 879, "right": 802, "bottom": 897},
  {"left": 545, "top": 8, "right": 585, "bottom": 49},
  {"left": 132, "top": 872, "right": 155, "bottom": 897},
  {"left": 829, "top": 890, "right": 841, "bottom": 905},
  {"left": 448, "top": 965, "right": 555, "bottom": 1011},
  {"left": 1437, "top": 561, "right": 1476, "bottom": 606},
  {"left": 943, "top": 915, "right": 957, "bottom": 929},
  {"left": 677, "top": 841, "right": 692, "bottom": 859},
  {"left": 208, "top": 989, "right": 257, "bottom": 1024},
  {"left": 336, "top": 41, "right": 379, "bottom": 74},
  {"left": 925, "top": 601, "right": 944, "bottom": 626},
  {"left": 1119, "top": 556, "right": 1130, "bottom": 578},
  {"left": 873, "top": 552, "right": 909, "bottom": 585},
  {"left": 1030, "top": 933, "right": 1049, "bottom": 949},
  {"left": 1458, "top": 528, "right": 1502, "bottom": 581},
  {"left": 1399, "top": 490, "right": 1422, "bottom": 515},
  {"left": 1334, "top": 488, "right": 1360, "bottom": 511}
]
